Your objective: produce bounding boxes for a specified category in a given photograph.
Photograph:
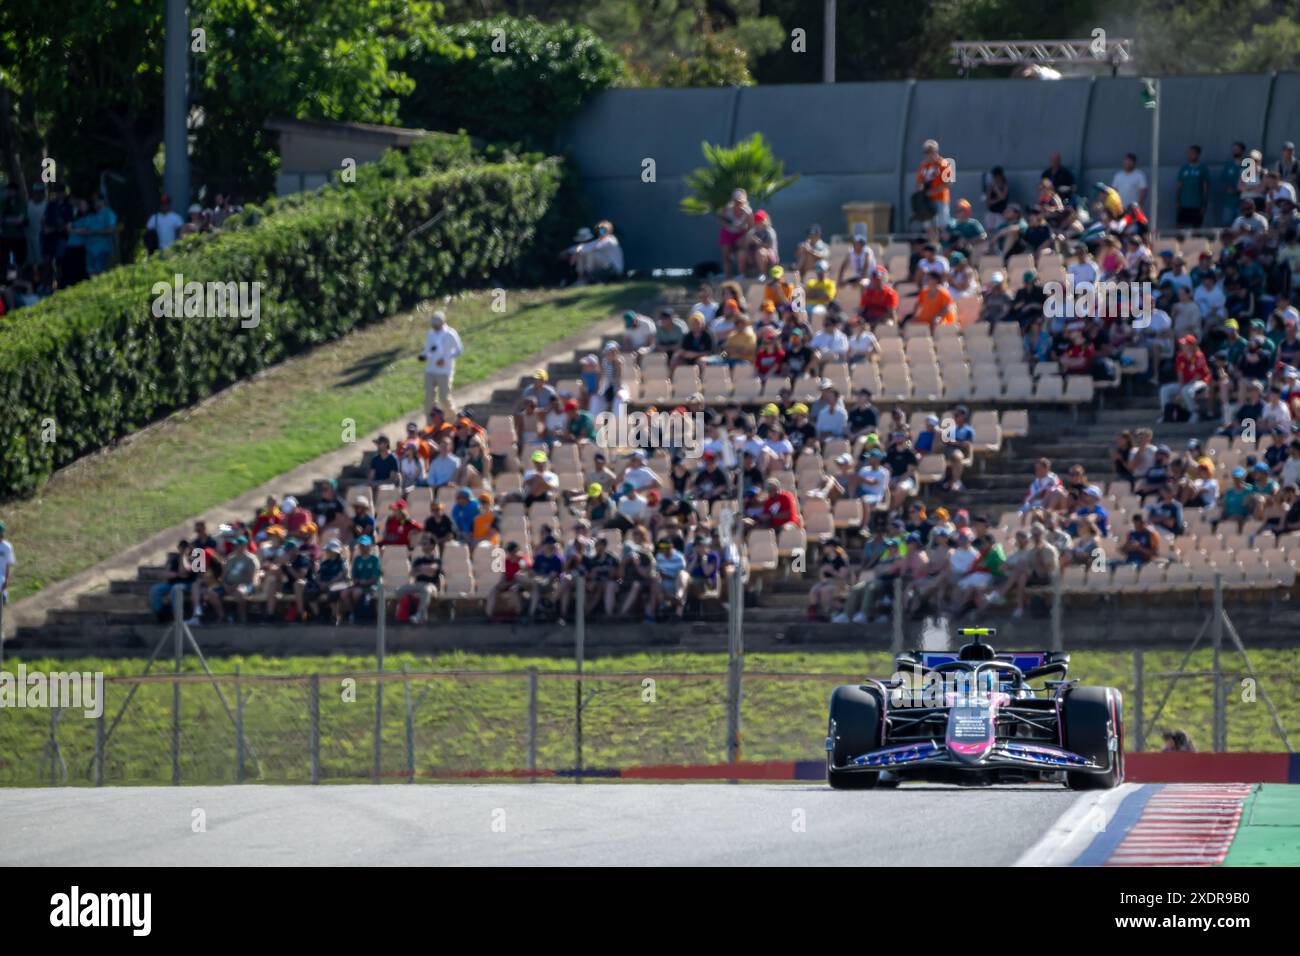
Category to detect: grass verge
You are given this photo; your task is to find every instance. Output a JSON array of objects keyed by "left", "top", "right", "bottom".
[
  {"left": 1, "top": 282, "right": 666, "bottom": 605},
  {"left": 0, "top": 649, "right": 1295, "bottom": 786}
]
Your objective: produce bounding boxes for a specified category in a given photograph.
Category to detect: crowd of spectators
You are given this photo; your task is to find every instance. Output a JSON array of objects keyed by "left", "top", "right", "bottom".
[{"left": 0, "top": 183, "right": 244, "bottom": 317}]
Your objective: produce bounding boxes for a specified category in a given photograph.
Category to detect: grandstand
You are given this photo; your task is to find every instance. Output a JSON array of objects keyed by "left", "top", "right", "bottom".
[{"left": 12, "top": 224, "right": 1300, "bottom": 657}]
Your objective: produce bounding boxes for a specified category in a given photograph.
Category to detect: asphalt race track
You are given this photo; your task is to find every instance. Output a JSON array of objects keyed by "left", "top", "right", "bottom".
[{"left": 0, "top": 783, "right": 1084, "bottom": 866}]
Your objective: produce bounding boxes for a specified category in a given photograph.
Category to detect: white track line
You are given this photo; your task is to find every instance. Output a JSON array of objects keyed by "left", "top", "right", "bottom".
[{"left": 1014, "top": 783, "right": 1140, "bottom": 867}]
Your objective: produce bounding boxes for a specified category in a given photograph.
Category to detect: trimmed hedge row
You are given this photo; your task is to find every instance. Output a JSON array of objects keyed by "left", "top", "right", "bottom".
[{"left": 0, "top": 154, "right": 562, "bottom": 499}]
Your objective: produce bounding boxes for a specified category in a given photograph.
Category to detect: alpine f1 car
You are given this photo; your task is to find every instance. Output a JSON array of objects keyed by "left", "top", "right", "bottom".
[{"left": 826, "top": 629, "right": 1123, "bottom": 790}]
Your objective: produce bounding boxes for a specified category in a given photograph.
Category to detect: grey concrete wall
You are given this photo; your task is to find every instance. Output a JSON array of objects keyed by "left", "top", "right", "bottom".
[{"left": 555, "top": 73, "right": 1299, "bottom": 271}]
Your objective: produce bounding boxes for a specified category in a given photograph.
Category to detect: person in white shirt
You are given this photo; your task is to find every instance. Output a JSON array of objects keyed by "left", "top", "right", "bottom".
[
  {"left": 838, "top": 235, "right": 876, "bottom": 285},
  {"left": 856, "top": 449, "right": 892, "bottom": 506},
  {"left": 809, "top": 312, "right": 849, "bottom": 370},
  {"left": 419, "top": 310, "right": 464, "bottom": 414},
  {"left": 690, "top": 283, "right": 719, "bottom": 325},
  {"left": 621, "top": 310, "right": 656, "bottom": 354},
  {"left": 847, "top": 323, "right": 880, "bottom": 363},
  {"left": 621, "top": 451, "right": 662, "bottom": 491},
  {"left": 1282, "top": 442, "right": 1300, "bottom": 489},
  {"left": 1194, "top": 274, "right": 1227, "bottom": 322},
  {"left": 1111, "top": 154, "right": 1149, "bottom": 210},
  {"left": 574, "top": 220, "right": 624, "bottom": 282},
  {"left": 145, "top": 195, "right": 185, "bottom": 250},
  {"left": 1262, "top": 388, "right": 1293, "bottom": 432}
]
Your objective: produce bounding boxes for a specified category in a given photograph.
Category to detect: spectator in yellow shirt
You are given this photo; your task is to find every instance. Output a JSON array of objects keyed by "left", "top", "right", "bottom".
[
  {"left": 805, "top": 259, "right": 837, "bottom": 308},
  {"left": 723, "top": 315, "right": 758, "bottom": 365}
]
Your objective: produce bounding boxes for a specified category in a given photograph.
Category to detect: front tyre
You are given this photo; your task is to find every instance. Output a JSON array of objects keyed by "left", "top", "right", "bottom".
[
  {"left": 1062, "top": 686, "right": 1124, "bottom": 790},
  {"left": 827, "top": 685, "right": 883, "bottom": 790}
]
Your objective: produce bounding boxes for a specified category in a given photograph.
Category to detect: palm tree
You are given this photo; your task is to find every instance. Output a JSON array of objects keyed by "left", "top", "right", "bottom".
[{"left": 680, "top": 132, "right": 798, "bottom": 215}]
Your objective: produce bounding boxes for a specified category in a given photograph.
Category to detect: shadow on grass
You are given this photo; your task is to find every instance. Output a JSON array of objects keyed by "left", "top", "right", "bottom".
[{"left": 334, "top": 348, "right": 405, "bottom": 389}]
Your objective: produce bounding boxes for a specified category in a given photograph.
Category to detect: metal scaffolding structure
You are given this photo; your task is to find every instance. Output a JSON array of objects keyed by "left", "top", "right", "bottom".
[{"left": 951, "top": 38, "right": 1134, "bottom": 76}]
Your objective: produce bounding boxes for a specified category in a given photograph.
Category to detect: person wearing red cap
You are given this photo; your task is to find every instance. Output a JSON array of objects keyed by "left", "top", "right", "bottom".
[
  {"left": 145, "top": 194, "right": 184, "bottom": 251},
  {"left": 565, "top": 398, "right": 596, "bottom": 444},
  {"left": 1161, "top": 335, "right": 1211, "bottom": 422},
  {"left": 741, "top": 209, "right": 779, "bottom": 277},
  {"left": 382, "top": 500, "right": 421, "bottom": 549}
]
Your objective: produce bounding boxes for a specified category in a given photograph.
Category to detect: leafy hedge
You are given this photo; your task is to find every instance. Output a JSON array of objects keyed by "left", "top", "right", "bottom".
[{"left": 0, "top": 149, "right": 562, "bottom": 499}]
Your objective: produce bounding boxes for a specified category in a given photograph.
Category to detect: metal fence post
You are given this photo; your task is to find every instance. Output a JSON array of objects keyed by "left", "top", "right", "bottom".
[
  {"left": 48, "top": 707, "right": 58, "bottom": 786},
  {"left": 891, "top": 576, "right": 904, "bottom": 653},
  {"left": 94, "top": 705, "right": 106, "bottom": 787},
  {"left": 1050, "top": 572, "right": 1063, "bottom": 652},
  {"left": 1212, "top": 574, "right": 1225, "bottom": 751},
  {"left": 574, "top": 579, "right": 585, "bottom": 778},
  {"left": 171, "top": 586, "right": 183, "bottom": 786},
  {"left": 374, "top": 583, "right": 386, "bottom": 783},
  {"left": 1133, "top": 649, "right": 1145, "bottom": 752},
  {"left": 402, "top": 663, "right": 414, "bottom": 784},
  {"left": 0, "top": 598, "right": 6, "bottom": 667},
  {"left": 309, "top": 674, "right": 320, "bottom": 786},
  {"left": 526, "top": 667, "right": 538, "bottom": 782},
  {"left": 725, "top": 562, "right": 745, "bottom": 765},
  {"left": 235, "top": 664, "right": 245, "bottom": 784}
]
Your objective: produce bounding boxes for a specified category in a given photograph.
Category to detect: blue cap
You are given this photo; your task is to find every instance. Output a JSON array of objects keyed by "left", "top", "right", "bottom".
[
  {"left": 358, "top": 535, "right": 374, "bottom": 545},
  {"left": 1231, "top": 467, "right": 1246, "bottom": 479}
]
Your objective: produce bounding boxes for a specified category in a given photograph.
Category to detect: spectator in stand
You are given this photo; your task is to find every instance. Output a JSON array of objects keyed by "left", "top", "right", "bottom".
[
  {"left": 982, "top": 165, "right": 1011, "bottom": 233},
  {"left": 1019, "top": 458, "right": 1065, "bottom": 521},
  {"left": 912, "top": 271, "right": 957, "bottom": 326},
  {"left": 653, "top": 308, "right": 689, "bottom": 361},
  {"left": 943, "top": 199, "right": 986, "bottom": 255},
  {"left": 716, "top": 189, "right": 753, "bottom": 279},
  {"left": 1227, "top": 199, "right": 1269, "bottom": 245},
  {"left": 419, "top": 310, "right": 463, "bottom": 413},
  {"left": 981, "top": 272, "right": 1014, "bottom": 325},
  {"left": 991, "top": 205, "right": 1029, "bottom": 260},
  {"left": 368, "top": 435, "right": 401, "bottom": 487},
  {"left": 1147, "top": 484, "right": 1187, "bottom": 538},
  {"left": 805, "top": 260, "right": 836, "bottom": 309},
  {"left": 915, "top": 139, "right": 954, "bottom": 232},
  {"left": 1175, "top": 145, "right": 1211, "bottom": 228},
  {"left": 838, "top": 234, "right": 876, "bottom": 286},
  {"left": 654, "top": 538, "right": 690, "bottom": 620},
  {"left": 794, "top": 224, "right": 831, "bottom": 280},
  {"left": 565, "top": 220, "right": 624, "bottom": 284},
  {"left": 741, "top": 209, "right": 779, "bottom": 276},
  {"left": 1116, "top": 513, "right": 1160, "bottom": 567},
  {"left": 948, "top": 252, "right": 979, "bottom": 299},
  {"left": 1112, "top": 153, "right": 1149, "bottom": 211},
  {"left": 721, "top": 315, "right": 757, "bottom": 365},
  {"left": 808, "top": 311, "right": 849, "bottom": 370},
  {"left": 1058, "top": 329, "right": 1096, "bottom": 377},
  {"left": 486, "top": 541, "right": 531, "bottom": 621},
  {"left": 1161, "top": 335, "right": 1211, "bottom": 422},
  {"left": 673, "top": 312, "right": 714, "bottom": 371},
  {"left": 1043, "top": 153, "right": 1076, "bottom": 198},
  {"left": 858, "top": 266, "right": 899, "bottom": 328},
  {"left": 621, "top": 309, "right": 657, "bottom": 355}
]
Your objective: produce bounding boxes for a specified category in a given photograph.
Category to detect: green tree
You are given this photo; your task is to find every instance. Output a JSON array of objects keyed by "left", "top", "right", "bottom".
[
  {"left": 680, "top": 133, "right": 798, "bottom": 216},
  {"left": 439, "top": 0, "right": 784, "bottom": 86},
  {"left": 0, "top": 1, "right": 453, "bottom": 242},
  {"left": 1102, "top": 0, "right": 1300, "bottom": 74},
  {"left": 399, "top": 17, "right": 624, "bottom": 151}
]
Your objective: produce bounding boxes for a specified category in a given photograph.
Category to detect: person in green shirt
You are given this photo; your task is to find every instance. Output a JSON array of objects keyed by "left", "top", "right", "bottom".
[
  {"left": 942, "top": 199, "right": 987, "bottom": 253},
  {"left": 344, "top": 535, "right": 382, "bottom": 622},
  {"left": 565, "top": 401, "right": 596, "bottom": 442},
  {"left": 1175, "top": 145, "right": 1210, "bottom": 228},
  {"left": 1216, "top": 468, "right": 1255, "bottom": 532}
]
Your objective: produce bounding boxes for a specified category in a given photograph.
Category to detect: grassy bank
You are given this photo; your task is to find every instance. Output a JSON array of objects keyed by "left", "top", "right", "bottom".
[
  {"left": 0, "top": 649, "right": 1294, "bottom": 787},
  {"left": 0, "top": 281, "right": 665, "bottom": 605}
]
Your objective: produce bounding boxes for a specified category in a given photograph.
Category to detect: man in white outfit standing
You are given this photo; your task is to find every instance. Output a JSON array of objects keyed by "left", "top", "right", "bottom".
[{"left": 420, "top": 310, "right": 463, "bottom": 414}]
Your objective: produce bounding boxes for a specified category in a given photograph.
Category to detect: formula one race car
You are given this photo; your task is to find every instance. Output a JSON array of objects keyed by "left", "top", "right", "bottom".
[{"left": 826, "top": 629, "right": 1123, "bottom": 790}]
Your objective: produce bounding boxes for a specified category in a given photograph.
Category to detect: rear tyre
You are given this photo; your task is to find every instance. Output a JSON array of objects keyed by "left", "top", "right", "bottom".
[
  {"left": 1062, "top": 686, "right": 1124, "bottom": 790},
  {"left": 827, "top": 685, "right": 883, "bottom": 790}
]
